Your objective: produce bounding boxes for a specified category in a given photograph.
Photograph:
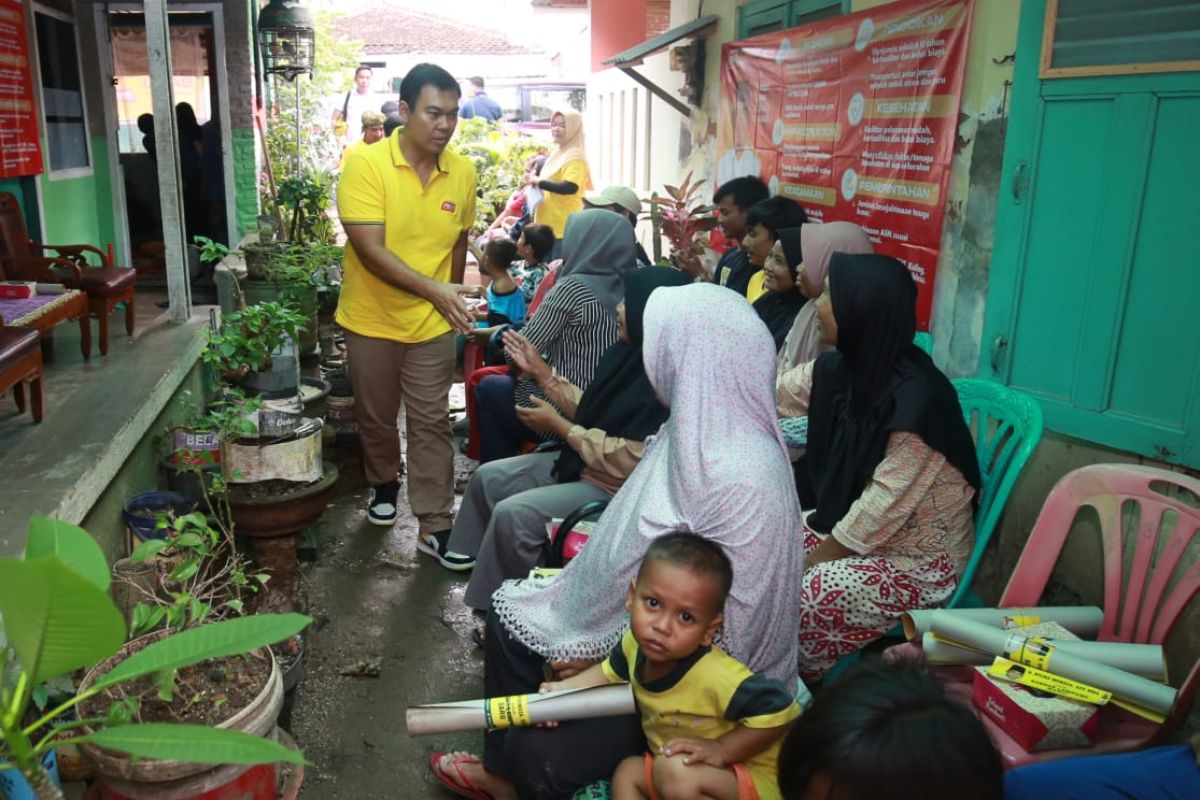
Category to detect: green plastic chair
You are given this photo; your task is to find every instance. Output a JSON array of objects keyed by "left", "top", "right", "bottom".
[{"left": 947, "top": 378, "right": 1044, "bottom": 607}]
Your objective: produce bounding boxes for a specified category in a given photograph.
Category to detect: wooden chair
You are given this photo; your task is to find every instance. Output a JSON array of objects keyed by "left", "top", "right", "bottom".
[
  {"left": 0, "top": 312, "right": 44, "bottom": 423},
  {"left": 0, "top": 192, "right": 135, "bottom": 356}
]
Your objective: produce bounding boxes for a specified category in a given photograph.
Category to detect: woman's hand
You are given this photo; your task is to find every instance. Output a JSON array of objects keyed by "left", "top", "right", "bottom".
[
  {"left": 516, "top": 397, "right": 571, "bottom": 438},
  {"left": 661, "top": 737, "right": 728, "bottom": 768},
  {"left": 534, "top": 681, "right": 567, "bottom": 728},
  {"left": 548, "top": 658, "right": 597, "bottom": 681},
  {"left": 503, "top": 331, "right": 551, "bottom": 384}
]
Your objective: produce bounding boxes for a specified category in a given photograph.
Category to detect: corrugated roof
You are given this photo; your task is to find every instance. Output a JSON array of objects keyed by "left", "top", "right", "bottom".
[{"left": 332, "top": 6, "right": 538, "bottom": 56}]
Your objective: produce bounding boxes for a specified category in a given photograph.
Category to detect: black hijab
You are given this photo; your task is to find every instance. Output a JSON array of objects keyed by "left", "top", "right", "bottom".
[
  {"left": 554, "top": 267, "right": 693, "bottom": 483},
  {"left": 805, "top": 253, "right": 981, "bottom": 534},
  {"left": 752, "top": 229, "right": 807, "bottom": 351}
]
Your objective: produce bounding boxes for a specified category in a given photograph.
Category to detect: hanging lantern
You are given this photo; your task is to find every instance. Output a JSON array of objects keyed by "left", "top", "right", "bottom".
[{"left": 258, "top": 0, "right": 314, "bottom": 82}]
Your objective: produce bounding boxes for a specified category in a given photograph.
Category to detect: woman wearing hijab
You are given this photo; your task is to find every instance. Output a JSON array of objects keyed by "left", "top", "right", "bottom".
[
  {"left": 439, "top": 269, "right": 693, "bottom": 612},
  {"left": 532, "top": 108, "right": 590, "bottom": 239},
  {"left": 774, "top": 222, "right": 874, "bottom": 375},
  {"left": 777, "top": 253, "right": 980, "bottom": 684},
  {"left": 430, "top": 283, "right": 804, "bottom": 800},
  {"left": 471, "top": 208, "right": 634, "bottom": 463}
]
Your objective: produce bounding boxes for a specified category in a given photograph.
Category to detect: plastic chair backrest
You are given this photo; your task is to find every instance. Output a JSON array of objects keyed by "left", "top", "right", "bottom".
[
  {"left": 949, "top": 378, "right": 1044, "bottom": 607},
  {"left": 1001, "top": 465, "right": 1200, "bottom": 645},
  {"left": 913, "top": 331, "right": 934, "bottom": 355},
  {"left": 999, "top": 465, "right": 1200, "bottom": 739}
]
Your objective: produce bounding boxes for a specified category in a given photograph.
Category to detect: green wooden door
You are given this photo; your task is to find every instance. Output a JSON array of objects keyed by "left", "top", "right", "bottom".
[{"left": 982, "top": 0, "right": 1200, "bottom": 467}]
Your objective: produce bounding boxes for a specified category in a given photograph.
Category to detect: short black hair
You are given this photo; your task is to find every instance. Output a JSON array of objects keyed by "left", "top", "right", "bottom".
[
  {"left": 779, "top": 664, "right": 1003, "bottom": 800},
  {"left": 638, "top": 532, "right": 733, "bottom": 609},
  {"left": 470, "top": 76, "right": 485, "bottom": 89},
  {"left": 383, "top": 113, "right": 403, "bottom": 137},
  {"left": 354, "top": 65, "right": 373, "bottom": 78},
  {"left": 399, "top": 63, "right": 461, "bottom": 111},
  {"left": 520, "top": 224, "right": 555, "bottom": 262},
  {"left": 744, "top": 196, "right": 807, "bottom": 242},
  {"left": 712, "top": 175, "right": 769, "bottom": 211},
  {"left": 483, "top": 237, "right": 518, "bottom": 273}
]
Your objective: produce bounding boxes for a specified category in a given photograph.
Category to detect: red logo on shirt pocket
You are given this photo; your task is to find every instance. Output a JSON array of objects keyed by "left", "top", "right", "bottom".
[{"left": 441, "top": 201, "right": 456, "bottom": 213}]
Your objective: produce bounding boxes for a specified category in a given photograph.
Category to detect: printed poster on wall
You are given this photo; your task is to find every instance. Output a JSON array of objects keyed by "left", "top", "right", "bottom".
[
  {"left": 0, "top": 0, "right": 43, "bottom": 178},
  {"left": 718, "top": 0, "right": 972, "bottom": 330}
]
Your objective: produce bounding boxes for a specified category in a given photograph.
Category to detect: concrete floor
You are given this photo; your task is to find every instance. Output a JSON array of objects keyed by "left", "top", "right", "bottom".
[{"left": 290, "top": 393, "right": 487, "bottom": 799}]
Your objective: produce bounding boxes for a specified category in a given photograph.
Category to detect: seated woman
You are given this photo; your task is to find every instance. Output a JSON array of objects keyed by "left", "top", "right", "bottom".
[
  {"left": 429, "top": 283, "right": 804, "bottom": 800},
  {"left": 473, "top": 209, "right": 634, "bottom": 464},
  {"left": 439, "top": 268, "right": 693, "bottom": 615},
  {"left": 773, "top": 222, "right": 874, "bottom": 452},
  {"left": 776, "top": 253, "right": 980, "bottom": 684}
]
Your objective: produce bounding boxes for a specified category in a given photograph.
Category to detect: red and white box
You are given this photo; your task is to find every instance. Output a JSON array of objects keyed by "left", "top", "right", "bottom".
[{"left": 0, "top": 281, "right": 36, "bottom": 299}]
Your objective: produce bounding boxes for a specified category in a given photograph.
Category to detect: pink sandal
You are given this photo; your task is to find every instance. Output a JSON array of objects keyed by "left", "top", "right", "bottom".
[{"left": 429, "top": 751, "right": 493, "bottom": 800}]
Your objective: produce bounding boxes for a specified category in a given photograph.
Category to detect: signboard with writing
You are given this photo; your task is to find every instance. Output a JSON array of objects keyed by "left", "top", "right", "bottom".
[
  {"left": 0, "top": 0, "right": 43, "bottom": 178},
  {"left": 718, "top": 0, "right": 972, "bottom": 329}
]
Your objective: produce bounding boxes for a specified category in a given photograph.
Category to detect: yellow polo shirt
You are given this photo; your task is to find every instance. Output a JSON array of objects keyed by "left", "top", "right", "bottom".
[
  {"left": 534, "top": 159, "right": 588, "bottom": 238},
  {"left": 336, "top": 130, "right": 476, "bottom": 343}
]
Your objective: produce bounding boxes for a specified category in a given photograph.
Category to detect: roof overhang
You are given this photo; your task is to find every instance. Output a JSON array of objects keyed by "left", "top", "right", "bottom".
[{"left": 600, "top": 14, "right": 718, "bottom": 116}]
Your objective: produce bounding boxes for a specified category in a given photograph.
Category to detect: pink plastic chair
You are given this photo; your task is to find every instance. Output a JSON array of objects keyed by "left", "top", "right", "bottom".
[{"left": 975, "top": 464, "right": 1200, "bottom": 767}]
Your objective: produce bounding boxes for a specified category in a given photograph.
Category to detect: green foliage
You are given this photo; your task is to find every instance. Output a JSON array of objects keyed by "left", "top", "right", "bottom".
[
  {"left": 0, "top": 518, "right": 309, "bottom": 795},
  {"left": 274, "top": 172, "right": 335, "bottom": 245},
  {"left": 451, "top": 118, "right": 548, "bottom": 232},
  {"left": 193, "top": 236, "right": 233, "bottom": 264},
  {"left": 127, "top": 509, "right": 265, "bottom": 639},
  {"left": 260, "top": 242, "right": 343, "bottom": 289},
  {"left": 201, "top": 302, "right": 307, "bottom": 379}
]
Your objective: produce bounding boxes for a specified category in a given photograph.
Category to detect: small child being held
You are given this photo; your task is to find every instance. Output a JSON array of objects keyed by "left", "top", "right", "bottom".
[{"left": 541, "top": 532, "right": 800, "bottom": 800}]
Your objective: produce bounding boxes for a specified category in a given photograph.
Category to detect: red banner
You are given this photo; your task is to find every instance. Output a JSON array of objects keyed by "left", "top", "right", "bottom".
[
  {"left": 0, "top": 0, "right": 43, "bottom": 178},
  {"left": 718, "top": 0, "right": 972, "bottom": 329}
]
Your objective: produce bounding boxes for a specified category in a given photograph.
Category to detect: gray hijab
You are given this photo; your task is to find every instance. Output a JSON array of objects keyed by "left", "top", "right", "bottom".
[{"left": 557, "top": 208, "right": 637, "bottom": 313}]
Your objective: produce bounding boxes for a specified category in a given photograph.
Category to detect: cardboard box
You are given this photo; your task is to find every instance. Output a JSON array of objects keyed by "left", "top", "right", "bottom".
[
  {"left": 971, "top": 621, "right": 1101, "bottom": 751},
  {"left": 0, "top": 281, "right": 36, "bottom": 299}
]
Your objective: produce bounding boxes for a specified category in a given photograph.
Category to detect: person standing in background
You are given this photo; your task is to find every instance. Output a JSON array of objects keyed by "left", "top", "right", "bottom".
[
  {"left": 332, "top": 65, "right": 376, "bottom": 146},
  {"left": 336, "top": 63, "right": 478, "bottom": 548},
  {"left": 459, "top": 76, "right": 503, "bottom": 122},
  {"left": 532, "top": 109, "right": 590, "bottom": 243}
]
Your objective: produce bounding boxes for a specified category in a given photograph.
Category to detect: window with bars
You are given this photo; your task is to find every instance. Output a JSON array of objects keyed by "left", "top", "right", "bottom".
[{"left": 1041, "top": 0, "right": 1200, "bottom": 77}]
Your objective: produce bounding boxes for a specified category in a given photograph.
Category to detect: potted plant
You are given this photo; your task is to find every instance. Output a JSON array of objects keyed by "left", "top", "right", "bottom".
[
  {"left": 647, "top": 170, "right": 719, "bottom": 266},
  {"left": 0, "top": 517, "right": 307, "bottom": 800},
  {"left": 202, "top": 302, "right": 307, "bottom": 399}
]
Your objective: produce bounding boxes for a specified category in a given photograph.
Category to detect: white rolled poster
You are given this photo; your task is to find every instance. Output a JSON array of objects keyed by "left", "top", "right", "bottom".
[{"left": 407, "top": 683, "right": 636, "bottom": 736}]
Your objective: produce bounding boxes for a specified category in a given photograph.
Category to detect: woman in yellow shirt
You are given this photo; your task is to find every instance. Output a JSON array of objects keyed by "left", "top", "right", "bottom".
[{"left": 532, "top": 109, "right": 590, "bottom": 239}]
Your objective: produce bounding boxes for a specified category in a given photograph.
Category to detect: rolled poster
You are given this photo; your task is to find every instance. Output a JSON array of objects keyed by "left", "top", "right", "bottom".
[
  {"left": 903, "top": 606, "right": 1104, "bottom": 641},
  {"left": 929, "top": 613, "right": 1176, "bottom": 715},
  {"left": 921, "top": 632, "right": 1167, "bottom": 681},
  {"left": 406, "top": 683, "right": 635, "bottom": 736}
]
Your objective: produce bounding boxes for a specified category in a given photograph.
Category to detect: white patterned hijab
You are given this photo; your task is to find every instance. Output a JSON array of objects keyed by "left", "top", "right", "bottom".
[{"left": 492, "top": 283, "right": 805, "bottom": 689}]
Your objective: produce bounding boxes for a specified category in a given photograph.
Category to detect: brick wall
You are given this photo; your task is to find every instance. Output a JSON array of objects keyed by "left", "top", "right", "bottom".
[{"left": 647, "top": 0, "right": 671, "bottom": 36}]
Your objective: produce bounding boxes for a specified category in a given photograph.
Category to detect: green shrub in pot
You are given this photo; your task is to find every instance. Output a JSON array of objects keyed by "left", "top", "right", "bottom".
[{"left": 0, "top": 517, "right": 307, "bottom": 800}]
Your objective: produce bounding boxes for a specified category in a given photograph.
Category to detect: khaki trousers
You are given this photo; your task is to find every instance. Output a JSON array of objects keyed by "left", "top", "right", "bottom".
[{"left": 345, "top": 329, "right": 454, "bottom": 534}]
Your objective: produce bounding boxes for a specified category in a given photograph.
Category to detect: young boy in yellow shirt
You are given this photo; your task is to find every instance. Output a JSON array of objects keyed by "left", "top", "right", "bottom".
[{"left": 541, "top": 532, "right": 800, "bottom": 800}]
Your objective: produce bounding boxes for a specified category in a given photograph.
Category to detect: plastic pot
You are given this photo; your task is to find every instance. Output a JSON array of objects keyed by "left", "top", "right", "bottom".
[
  {"left": 299, "top": 377, "right": 330, "bottom": 421},
  {"left": 236, "top": 339, "right": 300, "bottom": 399},
  {"left": 240, "top": 242, "right": 289, "bottom": 281},
  {"left": 123, "top": 491, "right": 197, "bottom": 542},
  {"left": 0, "top": 750, "right": 60, "bottom": 800},
  {"left": 169, "top": 428, "right": 221, "bottom": 466},
  {"left": 161, "top": 457, "right": 220, "bottom": 512},
  {"left": 222, "top": 419, "right": 324, "bottom": 484},
  {"left": 78, "top": 632, "right": 283, "bottom": 785}
]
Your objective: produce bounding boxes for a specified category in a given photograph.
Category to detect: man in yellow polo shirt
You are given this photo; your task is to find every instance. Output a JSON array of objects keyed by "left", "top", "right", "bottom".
[{"left": 337, "top": 63, "right": 478, "bottom": 551}]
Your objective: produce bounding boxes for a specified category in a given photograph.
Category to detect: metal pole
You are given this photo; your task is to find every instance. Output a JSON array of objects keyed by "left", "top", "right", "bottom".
[
  {"left": 145, "top": 0, "right": 192, "bottom": 321},
  {"left": 294, "top": 75, "right": 302, "bottom": 174}
]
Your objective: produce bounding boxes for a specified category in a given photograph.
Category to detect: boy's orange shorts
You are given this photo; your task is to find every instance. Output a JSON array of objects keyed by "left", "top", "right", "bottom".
[{"left": 643, "top": 752, "right": 759, "bottom": 800}]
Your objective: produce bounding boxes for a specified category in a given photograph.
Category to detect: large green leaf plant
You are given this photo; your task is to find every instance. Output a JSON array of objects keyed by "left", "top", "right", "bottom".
[{"left": 0, "top": 518, "right": 308, "bottom": 800}]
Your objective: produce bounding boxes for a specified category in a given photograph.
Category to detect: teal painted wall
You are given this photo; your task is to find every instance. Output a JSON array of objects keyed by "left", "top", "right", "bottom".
[
  {"left": 34, "top": 136, "right": 117, "bottom": 263},
  {"left": 232, "top": 127, "right": 258, "bottom": 239}
]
